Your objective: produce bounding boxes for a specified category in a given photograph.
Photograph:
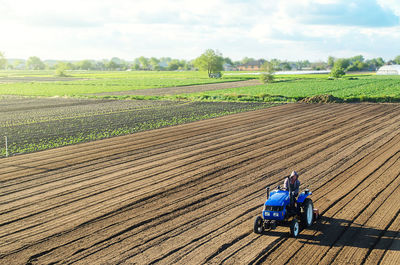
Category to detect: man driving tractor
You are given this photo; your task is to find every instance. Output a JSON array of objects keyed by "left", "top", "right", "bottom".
[
  {"left": 253, "top": 170, "right": 317, "bottom": 237},
  {"left": 284, "top": 171, "right": 300, "bottom": 195},
  {"left": 284, "top": 171, "right": 300, "bottom": 206}
]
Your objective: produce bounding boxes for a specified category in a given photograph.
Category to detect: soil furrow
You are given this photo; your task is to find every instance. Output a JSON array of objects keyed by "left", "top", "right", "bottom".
[{"left": 1, "top": 104, "right": 400, "bottom": 265}]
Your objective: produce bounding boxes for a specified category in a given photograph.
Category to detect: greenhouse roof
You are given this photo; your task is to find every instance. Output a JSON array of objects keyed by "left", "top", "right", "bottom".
[{"left": 377, "top": 65, "right": 400, "bottom": 75}]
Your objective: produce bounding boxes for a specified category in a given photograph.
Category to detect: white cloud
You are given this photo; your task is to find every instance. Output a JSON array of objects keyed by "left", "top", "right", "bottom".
[
  {"left": 378, "top": 0, "right": 400, "bottom": 16},
  {"left": 0, "top": 0, "right": 399, "bottom": 61}
]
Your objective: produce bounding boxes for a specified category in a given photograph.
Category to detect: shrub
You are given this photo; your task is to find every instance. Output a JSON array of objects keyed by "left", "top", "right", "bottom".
[
  {"left": 259, "top": 61, "right": 275, "bottom": 84},
  {"left": 260, "top": 73, "right": 274, "bottom": 83},
  {"left": 55, "top": 62, "right": 70, "bottom": 77},
  {"left": 330, "top": 66, "right": 345, "bottom": 78}
]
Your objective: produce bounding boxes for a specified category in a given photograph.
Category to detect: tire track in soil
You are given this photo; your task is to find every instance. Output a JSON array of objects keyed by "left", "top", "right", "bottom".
[
  {"left": 0, "top": 103, "right": 308, "bottom": 180},
  {"left": 247, "top": 126, "right": 400, "bottom": 264},
  {"left": 1, "top": 108, "right": 396, "bottom": 262},
  {"left": 0, "top": 103, "right": 372, "bottom": 243},
  {"left": 192, "top": 108, "right": 400, "bottom": 264},
  {"left": 0, "top": 103, "right": 350, "bottom": 223},
  {"left": 1, "top": 103, "right": 400, "bottom": 265},
  {"left": 0, "top": 104, "right": 339, "bottom": 197},
  {"left": 170, "top": 106, "right": 400, "bottom": 262},
  {"left": 152, "top": 104, "right": 400, "bottom": 262},
  {"left": 65, "top": 111, "right": 394, "bottom": 262},
  {"left": 364, "top": 208, "right": 400, "bottom": 264},
  {"left": 0, "top": 104, "right": 390, "bottom": 260},
  {"left": 0, "top": 103, "right": 332, "bottom": 254},
  {"left": 262, "top": 148, "right": 400, "bottom": 265},
  {"left": 1, "top": 105, "right": 362, "bottom": 258},
  {"left": 0, "top": 103, "right": 346, "bottom": 229},
  {"left": 142, "top": 103, "right": 400, "bottom": 264}
]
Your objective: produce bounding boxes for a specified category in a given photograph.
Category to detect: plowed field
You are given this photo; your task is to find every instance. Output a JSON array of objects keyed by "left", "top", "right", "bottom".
[{"left": 1, "top": 103, "right": 399, "bottom": 265}]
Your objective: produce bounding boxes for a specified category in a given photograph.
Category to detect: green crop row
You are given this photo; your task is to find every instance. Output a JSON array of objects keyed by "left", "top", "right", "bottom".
[
  {"left": 0, "top": 100, "right": 274, "bottom": 157},
  {"left": 3, "top": 70, "right": 398, "bottom": 103},
  {"left": 172, "top": 75, "right": 400, "bottom": 103},
  {"left": 0, "top": 70, "right": 247, "bottom": 97}
]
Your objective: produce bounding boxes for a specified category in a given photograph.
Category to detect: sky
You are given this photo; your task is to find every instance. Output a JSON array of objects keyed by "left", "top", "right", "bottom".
[{"left": 1, "top": 0, "right": 400, "bottom": 62}]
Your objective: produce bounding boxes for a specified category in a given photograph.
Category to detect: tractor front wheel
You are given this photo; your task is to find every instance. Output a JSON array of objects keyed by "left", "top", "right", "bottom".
[
  {"left": 254, "top": 216, "right": 264, "bottom": 234},
  {"left": 301, "top": 198, "right": 314, "bottom": 228},
  {"left": 290, "top": 219, "right": 300, "bottom": 237}
]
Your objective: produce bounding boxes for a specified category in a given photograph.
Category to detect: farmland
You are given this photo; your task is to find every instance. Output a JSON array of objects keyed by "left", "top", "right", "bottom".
[
  {"left": 0, "top": 70, "right": 246, "bottom": 97},
  {"left": 1, "top": 103, "right": 400, "bottom": 264},
  {"left": 0, "top": 96, "right": 270, "bottom": 156},
  {"left": 0, "top": 71, "right": 271, "bottom": 157},
  {"left": 1, "top": 70, "right": 400, "bottom": 157},
  {"left": 1, "top": 71, "right": 400, "bottom": 103},
  {"left": 177, "top": 74, "right": 400, "bottom": 103}
]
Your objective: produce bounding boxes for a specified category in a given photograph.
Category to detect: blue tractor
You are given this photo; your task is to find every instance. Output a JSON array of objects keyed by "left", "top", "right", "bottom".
[{"left": 254, "top": 176, "right": 319, "bottom": 237}]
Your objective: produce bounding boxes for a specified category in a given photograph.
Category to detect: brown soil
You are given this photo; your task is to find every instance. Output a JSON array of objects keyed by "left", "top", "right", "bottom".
[
  {"left": 0, "top": 103, "right": 400, "bottom": 264},
  {"left": 300, "top": 94, "right": 343, "bottom": 103},
  {"left": 92, "top": 79, "right": 262, "bottom": 96}
]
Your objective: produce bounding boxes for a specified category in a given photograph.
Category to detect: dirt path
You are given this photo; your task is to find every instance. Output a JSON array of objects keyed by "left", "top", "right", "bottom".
[
  {"left": 91, "top": 79, "right": 262, "bottom": 96},
  {"left": 0, "top": 103, "right": 399, "bottom": 264}
]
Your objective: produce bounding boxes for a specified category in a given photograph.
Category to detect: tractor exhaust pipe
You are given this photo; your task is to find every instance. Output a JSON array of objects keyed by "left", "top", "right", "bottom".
[{"left": 266, "top": 187, "right": 270, "bottom": 199}]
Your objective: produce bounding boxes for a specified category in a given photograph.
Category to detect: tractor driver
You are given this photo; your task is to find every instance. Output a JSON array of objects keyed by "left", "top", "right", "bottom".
[{"left": 284, "top": 171, "right": 300, "bottom": 198}]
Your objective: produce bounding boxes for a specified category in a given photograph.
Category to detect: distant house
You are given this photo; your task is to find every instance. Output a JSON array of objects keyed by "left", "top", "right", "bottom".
[
  {"left": 237, "top": 59, "right": 265, "bottom": 71},
  {"left": 376, "top": 65, "right": 400, "bottom": 75}
]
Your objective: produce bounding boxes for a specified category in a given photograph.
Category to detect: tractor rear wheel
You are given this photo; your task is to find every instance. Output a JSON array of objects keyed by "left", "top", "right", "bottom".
[
  {"left": 254, "top": 216, "right": 264, "bottom": 234},
  {"left": 290, "top": 218, "right": 299, "bottom": 237},
  {"left": 301, "top": 198, "right": 314, "bottom": 228}
]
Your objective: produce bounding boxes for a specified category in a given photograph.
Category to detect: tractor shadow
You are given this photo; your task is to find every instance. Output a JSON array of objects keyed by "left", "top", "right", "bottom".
[{"left": 263, "top": 216, "right": 399, "bottom": 250}]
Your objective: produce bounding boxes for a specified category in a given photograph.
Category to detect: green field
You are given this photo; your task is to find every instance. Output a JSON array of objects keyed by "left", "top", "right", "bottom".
[
  {"left": 0, "top": 70, "right": 246, "bottom": 97},
  {"left": 175, "top": 74, "right": 400, "bottom": 103},
  {"left": 1, "top": 70, "right": 400, "bottom": 103},
  {"left": 0, "top": 97, "right": 271, "bottom": 156}
]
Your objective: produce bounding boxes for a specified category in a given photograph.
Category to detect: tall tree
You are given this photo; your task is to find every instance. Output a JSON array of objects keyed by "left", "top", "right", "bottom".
[
  {"left": 77, "top": 60, "right": 93, "bottom": 70},
  {"left": 350, "top": 55, "right": 364, "bottom": 63},
  {"left": 107, "top": 60, "right": 119, "bottom": 70},
  {"left": 149, "top": 57, "right": 160, "bottom": 70},
  {"left": 26, "top": 56, "right": 45, "bottom": 70},
  {"left": 193, "top": 49, "right": 224, "bottom": 77},
  {"left": 376, "top": 57, "right": 385, "bottom": 67},
  {"left": 334, "top": 58, "right": 350, "bottom": 70},
  {"left": 167, "top": 59, "right": 181, "bottom": 70},
  {"left": 55, "top": 62, "right": 70, "bottom": 77},
  {"left": 138, "top": 56, "right": 149, "bottom": 70},
  {"left": 224, "top": 57, "right": 233, "bottom": 66},
  {"left": 280, "top": 61, "right": 292, "bottom": 71}
]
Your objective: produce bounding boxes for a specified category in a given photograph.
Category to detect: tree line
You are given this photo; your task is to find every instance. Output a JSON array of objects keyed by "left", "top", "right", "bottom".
[
  {"left": 1, "top": 50, "right": 400, "bottom": 73},
  {"left": 0, "top": 55, "right": 196, "bottom": 71}
]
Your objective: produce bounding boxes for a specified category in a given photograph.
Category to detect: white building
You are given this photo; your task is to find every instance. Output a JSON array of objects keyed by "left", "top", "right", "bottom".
[{"left": 376, "top": 65, "right": 400, "bottom": 75}]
